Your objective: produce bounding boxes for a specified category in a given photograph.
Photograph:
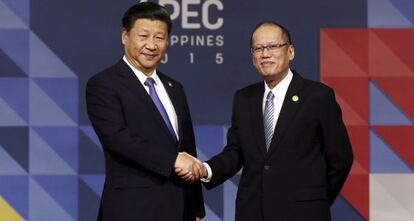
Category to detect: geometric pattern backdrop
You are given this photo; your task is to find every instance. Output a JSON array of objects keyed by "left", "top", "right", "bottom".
[
  {"left": 321, "top": 28, "right": 414, "bottom": 221},
  {"left": 365, "top": 2, "right": 414, "bottom": 219},
  {"left": 1, "top": 0, "right": 413, "bottom": 221}
]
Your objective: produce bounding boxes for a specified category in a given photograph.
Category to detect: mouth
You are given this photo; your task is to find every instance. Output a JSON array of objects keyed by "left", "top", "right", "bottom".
[
  {"left": 260, "top": 61, "right": 274, "bottom": 66},
  {"left": 142, "top": 53, "right": 158, "bottom": 60}
]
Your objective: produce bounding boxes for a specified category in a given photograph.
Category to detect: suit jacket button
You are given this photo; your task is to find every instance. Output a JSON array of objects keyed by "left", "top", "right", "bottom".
[{"left": 264, "top": 165, "right": 270, "bottom": 170}]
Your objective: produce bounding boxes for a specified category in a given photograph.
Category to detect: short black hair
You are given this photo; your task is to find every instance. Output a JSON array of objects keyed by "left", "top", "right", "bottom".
[
  {"left": 250, "top": 21, "right": 292, "bottom": 46},
  {"left": 122, "top": 2, "right": 172, "bottom": 35}
]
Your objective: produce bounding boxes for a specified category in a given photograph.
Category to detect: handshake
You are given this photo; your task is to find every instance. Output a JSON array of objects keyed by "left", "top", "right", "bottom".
[{"left": 174, "top": 152, "right": 208, "bottom": 183}]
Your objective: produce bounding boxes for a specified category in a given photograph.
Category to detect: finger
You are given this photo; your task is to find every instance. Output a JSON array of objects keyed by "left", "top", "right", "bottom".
[
  {"left": 192, "top": 162, "right": 204, "bottom": 179},
  {"left": 184, "top": 174, "right": 195, "bottom": 183},
  {"left": 174, "top": 167, "right": 182, "bottom": 173},
  {"left": 191, "top": 167, "right": 200, "bottom": 180},
  {"left": 182, "top": 172, "right": 193, "bottom": 180},
  {"left": 175, "top": 167, "right": 186, "bottom": 175},
  {"left": 189, "top": 175, "right": 199, "bottom": 183},
  {"left": 192, "top": 174, "right": 201, "bottom": 183},
  {"left": 177, "top": 170, "right": 191, "bottom": 177}
]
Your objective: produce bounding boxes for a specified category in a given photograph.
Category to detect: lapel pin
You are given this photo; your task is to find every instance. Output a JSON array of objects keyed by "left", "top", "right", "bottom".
[
  {"left": 168, "top": 82, "right": 173, "bottom": 87},
  {"left": 292, "top": 95, "right": 299, "bottom": 102}
]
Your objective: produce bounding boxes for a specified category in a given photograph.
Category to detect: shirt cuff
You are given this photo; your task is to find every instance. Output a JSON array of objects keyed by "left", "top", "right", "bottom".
[{"left": 200, "top": 162, "right": 212, "bottom": 182}]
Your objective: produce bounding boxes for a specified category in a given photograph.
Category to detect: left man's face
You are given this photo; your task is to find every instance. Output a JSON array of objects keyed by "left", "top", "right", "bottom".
[{"left": 122, "top": 18, "right": 168, "bottom": 76}]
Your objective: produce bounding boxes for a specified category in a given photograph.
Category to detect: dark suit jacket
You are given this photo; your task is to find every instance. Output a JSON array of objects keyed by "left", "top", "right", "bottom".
[
  {"left": 86, "top": 60, "right": 205, "bottom": 221},
  {"left": 205, "top": 71, "right": 353, "bottom": 221}
]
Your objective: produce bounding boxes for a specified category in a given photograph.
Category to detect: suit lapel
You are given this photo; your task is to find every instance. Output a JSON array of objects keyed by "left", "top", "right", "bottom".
[
  {"left": 267, "top": 72, "right": 305, "bottom": 156},
  {"left": 249, "top": 83, "right": 268, "bottom": 155},
  {"left": 115, "top": 60, "right": 177, "bottom": 143}
]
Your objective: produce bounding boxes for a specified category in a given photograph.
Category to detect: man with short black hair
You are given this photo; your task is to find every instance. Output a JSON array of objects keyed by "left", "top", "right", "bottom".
[{"left": 86, "top": 2, "right": 205, "bottom": 221}]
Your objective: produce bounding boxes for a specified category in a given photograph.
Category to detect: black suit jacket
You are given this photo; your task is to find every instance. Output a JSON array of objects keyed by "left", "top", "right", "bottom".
[
  {"left": 86, "top": 60, "right": 205, "bottom": 221},
  {"left": 205, "top": 71, "right": 353, "bottom": 221}
]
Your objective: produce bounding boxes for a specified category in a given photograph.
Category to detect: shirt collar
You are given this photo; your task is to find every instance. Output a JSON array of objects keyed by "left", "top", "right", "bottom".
[
  {"left": 264, "top": 69, "right": 293, "bottom": 96},
  {"left": 123, "top": 55, "right": 161, "bottom": 86}
]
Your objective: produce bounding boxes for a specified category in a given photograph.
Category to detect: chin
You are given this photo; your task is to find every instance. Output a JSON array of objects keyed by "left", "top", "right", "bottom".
[
  {"left": 262, "top": 72, "right": 275, "bottom": 78},
  {"left": 142, "top": 61, "right": 158, "bottom": 67}
]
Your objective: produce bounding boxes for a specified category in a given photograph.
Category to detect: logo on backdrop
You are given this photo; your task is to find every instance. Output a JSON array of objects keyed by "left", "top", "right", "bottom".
[{"left": 141, "top": 0, "right": 224, "bottom": 64}]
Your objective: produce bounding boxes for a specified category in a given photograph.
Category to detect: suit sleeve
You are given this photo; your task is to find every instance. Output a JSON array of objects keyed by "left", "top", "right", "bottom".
[
  {"left": 86, "top": 76, "right": 177, "bottom": 178},
  {"left": 204, "top": 92, "right": 244, "bottom": 189},
  {"left": 319, "top": 88, "right": 354, "bottom": 205}
]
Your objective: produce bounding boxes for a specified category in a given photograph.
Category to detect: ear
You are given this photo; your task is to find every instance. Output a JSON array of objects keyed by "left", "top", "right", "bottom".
[
  {"left": 121, "top": 29, "right": 128, "bottom": 45},
  {"left": 251, "top": 53, "right": 256, "bottom": 66},
  {"left": 288, "top": 45, "right": 295, "bottom": 61}
]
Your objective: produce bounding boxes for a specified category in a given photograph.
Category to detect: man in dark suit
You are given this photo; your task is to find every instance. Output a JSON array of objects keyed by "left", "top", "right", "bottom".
[
  {"left": 178, "top": 21, "right": 353, "bottom": 221},
  {"left": 86, "top": 2, "right": 205, "bottom": 221}
]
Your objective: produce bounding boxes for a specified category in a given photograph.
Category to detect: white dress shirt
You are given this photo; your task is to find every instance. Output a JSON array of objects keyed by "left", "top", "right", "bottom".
[
  {"left": 202, "top": 69, "right": 294, "bottom": 182},
  {"left": 123, "top": 56, "right": 179, "bottom": 140},
  {"left": 262, "top": 69, "right": 293, "bottom": 138}
]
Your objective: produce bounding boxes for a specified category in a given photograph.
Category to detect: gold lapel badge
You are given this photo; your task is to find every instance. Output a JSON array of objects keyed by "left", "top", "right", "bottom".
[{"left": 292, "top": 95, "right": 299, "bottom": 102}]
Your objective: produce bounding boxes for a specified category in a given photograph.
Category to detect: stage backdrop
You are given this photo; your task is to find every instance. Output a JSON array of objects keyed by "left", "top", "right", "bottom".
[{"left": 1, "top": 0, "right": 413, "bottom": 220}]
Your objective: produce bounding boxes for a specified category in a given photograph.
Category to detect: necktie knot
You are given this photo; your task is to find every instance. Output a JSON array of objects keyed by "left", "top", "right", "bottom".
[
  {"left": 144, "top": 77, "right": 155, "bottom": 88},
  {"left": 266, "top": 91, "right": 274, "bottom": 101}
]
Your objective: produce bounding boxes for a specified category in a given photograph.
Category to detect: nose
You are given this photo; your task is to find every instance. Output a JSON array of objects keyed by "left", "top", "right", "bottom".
[
  {"left": 260, "top": 48, "right": 271, "bottom": 58},
  {"left": 145, "top": 39, "right": 158, "bottom": 50}
]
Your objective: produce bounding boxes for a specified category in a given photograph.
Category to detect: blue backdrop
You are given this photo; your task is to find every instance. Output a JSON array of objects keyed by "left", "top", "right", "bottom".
[{"left": 1, "top": 0, "right": 413, "bottom": 220}]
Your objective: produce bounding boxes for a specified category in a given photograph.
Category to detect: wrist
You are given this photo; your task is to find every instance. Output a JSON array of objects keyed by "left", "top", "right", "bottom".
[{"left": 202, "top": 165, "right": 208, "bottom": 178}]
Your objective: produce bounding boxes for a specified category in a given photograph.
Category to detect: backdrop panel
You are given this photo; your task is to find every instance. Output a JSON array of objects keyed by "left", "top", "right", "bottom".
[{"left": 1, "top": 0, "right": 413, "bottom": 220}]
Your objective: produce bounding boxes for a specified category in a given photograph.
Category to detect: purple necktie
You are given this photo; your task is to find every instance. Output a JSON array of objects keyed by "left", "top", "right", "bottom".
[
  {"left": 144, "top": 78, "right": 177, "bottom": 142},
  {"left": 264, "top": 91, "right": 274, "bottom": 151}
]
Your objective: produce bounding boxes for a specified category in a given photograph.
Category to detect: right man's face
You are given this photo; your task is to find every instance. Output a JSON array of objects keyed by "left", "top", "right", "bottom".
[
  {"left": 251, "top": 25, "right": 294, "bottom": 82},
  {"left": 122, "top": 18, "right": 168, "bottom": 76}
]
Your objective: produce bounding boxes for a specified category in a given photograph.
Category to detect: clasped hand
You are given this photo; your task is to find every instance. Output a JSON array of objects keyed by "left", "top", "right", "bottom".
[{"left": 174, "top": 152, "right": 207, "bottom": 183}]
